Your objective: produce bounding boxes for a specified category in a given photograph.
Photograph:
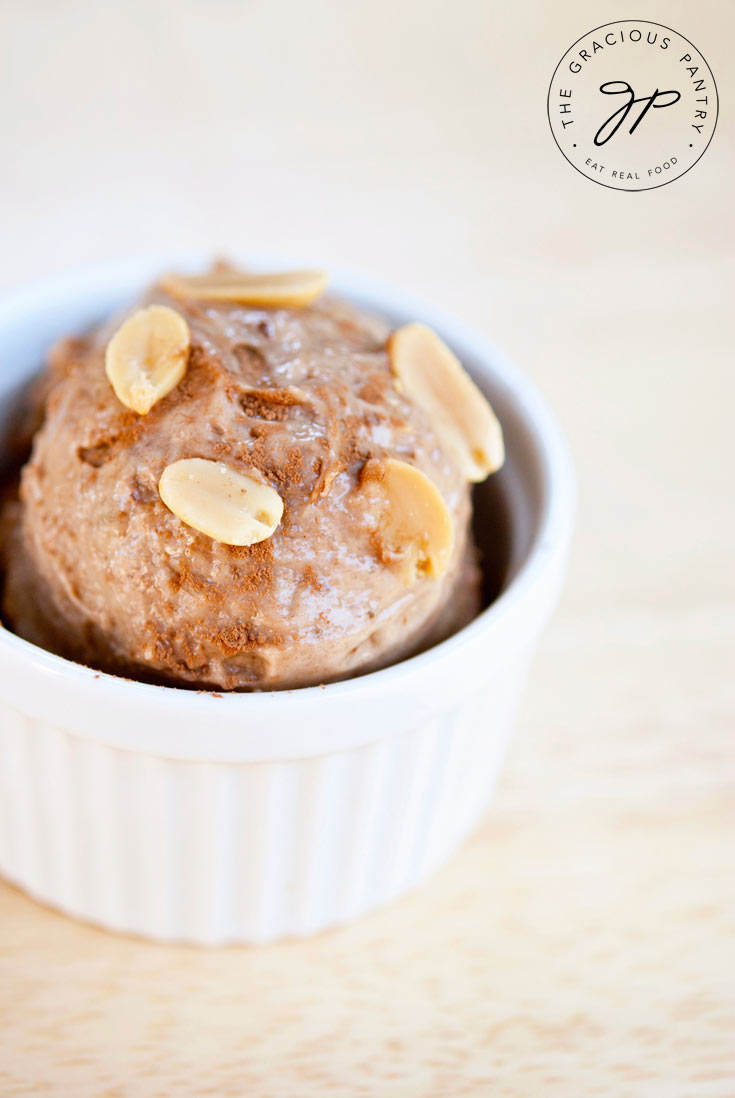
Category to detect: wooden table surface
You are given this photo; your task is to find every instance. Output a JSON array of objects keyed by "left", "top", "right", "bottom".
[{"left": 0, "top": 1, "right": 733, "bottom": 1094}]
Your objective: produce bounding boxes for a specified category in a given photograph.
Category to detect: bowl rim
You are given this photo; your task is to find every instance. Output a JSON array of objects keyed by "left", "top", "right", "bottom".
[{"left": 0, "top": 256, "right": 575, "bottom": 761}]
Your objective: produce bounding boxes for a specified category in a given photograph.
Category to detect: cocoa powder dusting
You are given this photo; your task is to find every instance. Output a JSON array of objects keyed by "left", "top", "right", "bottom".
[
  {"left": 177, "top": 344, "right": 222, "bottom": 400},
  {"left": 301, "top": 564, "right": 323, "bottom": 592},
  {"left": 370, "top": 528, "right": 400, "bottom": 566},
  {"left": 168, "top": 560, "right": 224, "bottom": 600},
  {"left": 78, "top": 413, "right": 145, "bottom": 467},
  {"left": 283, "top": 446, "right": 304, "bottom": 486},
  {"left": 238, "top": 387, "right": 309, "bottom": 422},
  {"left": 227, "top": 539, "right": 274, "bottom": 592},
  {"left": 358, "top": 376, "right": 387, "bottom": 404},
  {"left": 249, "top": 423, "right": 278, "bottom": 440},
  {"left": 358, "top": 457, "right": 386, "bottom": 487},
  {"left": 240, "top": 395, "right": 289, "bottom": 422},
  {"left": 1, "top": 277, "right": 479, "bottom": 692},
  {"left": 209, "top": 622, "right": 284, "bottom": 655}
]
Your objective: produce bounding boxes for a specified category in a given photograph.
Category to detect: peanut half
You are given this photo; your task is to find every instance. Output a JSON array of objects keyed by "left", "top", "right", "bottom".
[
  {"left": 105, "top": 305, "right": 190, "bottom": 415},
  {"left": 160, "top": 268, "right": 328, "bottom": 308},
  {"left": 366, "top": 458, "right": 454, "bottom": 581},
  {"left": 388, "top": 323, "right": 504, "bottom": 482},
  {"left": 158, "top": 458, "right": 283, "bottom": 546}
]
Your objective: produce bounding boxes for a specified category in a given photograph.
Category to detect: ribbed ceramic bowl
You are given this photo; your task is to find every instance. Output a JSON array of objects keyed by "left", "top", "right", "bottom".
[{"left": 0, "top": 258, "right": 574, "bottom": 944}]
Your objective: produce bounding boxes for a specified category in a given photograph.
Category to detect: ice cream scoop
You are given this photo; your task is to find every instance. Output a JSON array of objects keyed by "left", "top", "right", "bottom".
[{"left": 2, "top": 267, "right": 503, "bottom": 690}]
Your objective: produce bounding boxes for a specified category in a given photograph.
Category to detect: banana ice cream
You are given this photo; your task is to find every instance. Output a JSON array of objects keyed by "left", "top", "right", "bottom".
[{"left": 1, "top": 266, "right": 504, "bottom": 690}]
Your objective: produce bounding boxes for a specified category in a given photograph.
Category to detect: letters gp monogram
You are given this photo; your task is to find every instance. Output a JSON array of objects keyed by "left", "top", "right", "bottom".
[{"left": 547, "top": 20, "right": 718, "bottom": 191}]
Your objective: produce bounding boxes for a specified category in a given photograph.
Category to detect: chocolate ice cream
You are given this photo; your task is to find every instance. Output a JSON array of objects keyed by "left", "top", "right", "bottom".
[{"left": 2, "top": 266, "right": 503, "bottom": 689}]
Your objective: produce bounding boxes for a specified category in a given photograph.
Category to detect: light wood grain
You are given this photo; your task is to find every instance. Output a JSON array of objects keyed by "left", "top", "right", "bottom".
[{"left": 0, "top": 0, "right": 733, "bottom": 1093}]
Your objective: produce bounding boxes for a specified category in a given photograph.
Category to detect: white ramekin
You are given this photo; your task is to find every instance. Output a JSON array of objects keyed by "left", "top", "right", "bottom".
[{"left": 0, "top": 257, "right": 574, "bottom": 944}]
